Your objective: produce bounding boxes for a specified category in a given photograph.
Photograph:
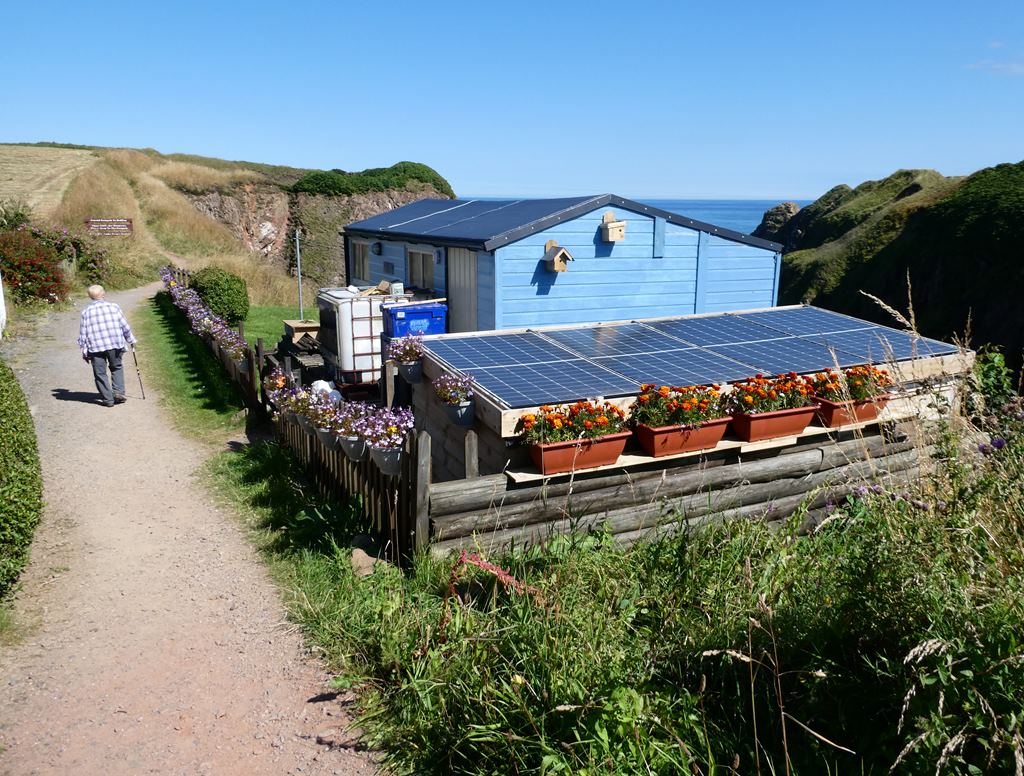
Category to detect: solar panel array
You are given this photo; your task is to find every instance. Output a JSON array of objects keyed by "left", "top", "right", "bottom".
[{"left": 421, "top": 307, "right": 959, "bottom": 409}]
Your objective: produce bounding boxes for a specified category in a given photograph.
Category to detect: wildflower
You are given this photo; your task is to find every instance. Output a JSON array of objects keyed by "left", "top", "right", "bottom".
[{"left": 992, "top": 437, "right": 1007, "bottom": 450}]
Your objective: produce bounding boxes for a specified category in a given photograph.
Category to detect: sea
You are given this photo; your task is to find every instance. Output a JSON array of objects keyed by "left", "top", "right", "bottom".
[
  {"left": 639, "top": 199, "right": 811, "bottom": 235},
  {"left": 472, "top": 198, "right": 812, "bottom": 235}
]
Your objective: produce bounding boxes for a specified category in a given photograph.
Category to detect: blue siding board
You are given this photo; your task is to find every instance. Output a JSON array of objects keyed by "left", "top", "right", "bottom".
[{"left": 653, "top": 216, "right": 665, "bottom": 258}]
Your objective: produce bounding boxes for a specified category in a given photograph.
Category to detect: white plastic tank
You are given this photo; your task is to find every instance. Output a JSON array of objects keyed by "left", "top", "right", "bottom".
[{"left": 317, "top": 287, "right": 410, "bottom": 383}]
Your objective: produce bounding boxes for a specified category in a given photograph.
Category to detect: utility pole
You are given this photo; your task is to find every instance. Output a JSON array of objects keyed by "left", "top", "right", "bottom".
[{"left": 295, "top": 228, "right": 304, "bottom": 321}]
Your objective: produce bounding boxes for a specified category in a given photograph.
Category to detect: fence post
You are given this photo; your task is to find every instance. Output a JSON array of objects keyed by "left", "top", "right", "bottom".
[
  {"left": 256, "top": 337, "right": 266, "bottom": 409},
  {"left": 415, "top": 430, "right": 431, "bottom": 551},
  {"left": 464, "top": 430, "right": 479, "bottom": 479},
  {"left": 385, "top": 361, "right": 396, "bottom": 408}
]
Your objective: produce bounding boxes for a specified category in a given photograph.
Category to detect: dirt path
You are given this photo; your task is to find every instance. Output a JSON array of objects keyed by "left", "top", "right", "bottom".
[{"left": 0, "top": 285, "right": 376, "bottom": 775}]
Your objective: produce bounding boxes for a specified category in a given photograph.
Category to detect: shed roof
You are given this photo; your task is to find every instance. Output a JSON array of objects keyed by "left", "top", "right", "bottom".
[{"left": 343, "top": 194, "right": 783, "bottom": 252}]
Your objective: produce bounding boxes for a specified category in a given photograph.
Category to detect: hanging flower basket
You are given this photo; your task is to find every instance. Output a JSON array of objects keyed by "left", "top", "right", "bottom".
[
  {"left": 296, "top": 414, "right": 314, "bottom": 433},
  {"left": 234, "top": 358, "right": 249, "bottom": 374},
  {"left": 528, "top": 431, "right": 631, "bottom": 475},
  {"left": 636, "top": 417, "right": 731, "bottom": 457},
  {"left": 815, "top": 394, "right": 891, "bottom": 428},
  {"left": 398, "top": 361, "right": 423, "bottom": 384},
  {"left": 731, "top": 406, "right": 816, "bottom": 442},
  {"left": 340, "top": 435, "right": 368, "bottom": 462},
  {"left": 315, "top": 427, "right": 337, "bottom": 449},
  {"left": 444, "top": 399, "right": 475, "bottom": 427},
  {"left": 370, "top": 447, "right": 403, "bottom": 476}
]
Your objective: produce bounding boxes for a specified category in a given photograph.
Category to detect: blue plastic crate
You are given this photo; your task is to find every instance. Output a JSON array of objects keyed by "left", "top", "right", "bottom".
[{"left": 382, "top": 302, "right": 448, "bottom": 338}]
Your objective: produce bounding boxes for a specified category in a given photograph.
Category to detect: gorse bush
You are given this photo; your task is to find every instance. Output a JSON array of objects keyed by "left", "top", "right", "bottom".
[
  {"left": 0, "top": 358, "right": 43, "bottom": 598},
  {"left": 189, "top": 266, "right": 249, "bottom": 324},
  {"left": 0, "top": 229, "right": 67, "bottom": 302},
  {"left": 291, "top": 162, "right": 455, "bottom": 198}
]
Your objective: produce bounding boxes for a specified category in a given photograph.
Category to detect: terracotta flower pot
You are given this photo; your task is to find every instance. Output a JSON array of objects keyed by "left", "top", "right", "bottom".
[
  {"left": 731, "top": 406, "right": 816, "bottom": 442},
  {"left": 636, "top": 417, "right": 731, "bottom": 457},
  {"left": 815, "top": 394, "right": 891, "bottom": 428},
  {"left": 528, "top": 431, "right": 631, "bottom": 475}
]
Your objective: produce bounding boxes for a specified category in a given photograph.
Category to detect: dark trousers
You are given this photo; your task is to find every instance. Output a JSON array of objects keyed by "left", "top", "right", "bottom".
[{"left": 90, "top": 349, "right": 125, "bottom": 405}]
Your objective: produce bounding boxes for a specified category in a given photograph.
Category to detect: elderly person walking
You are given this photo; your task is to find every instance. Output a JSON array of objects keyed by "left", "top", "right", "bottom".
[{"left": 78, "top": 285, "right": 137, "bottom": 407}]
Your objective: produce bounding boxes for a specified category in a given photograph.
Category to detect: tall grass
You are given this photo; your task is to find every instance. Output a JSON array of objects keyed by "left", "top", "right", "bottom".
[{"left": 150, "top": 161, "right": 263, "bottom": 194}]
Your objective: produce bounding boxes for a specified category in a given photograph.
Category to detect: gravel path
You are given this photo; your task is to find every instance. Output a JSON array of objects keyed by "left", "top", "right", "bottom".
[{"left": 0, "top": 285, "right": 377, "bottom": 775}]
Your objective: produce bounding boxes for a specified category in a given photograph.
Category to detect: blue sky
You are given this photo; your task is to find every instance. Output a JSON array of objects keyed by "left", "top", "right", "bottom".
[{"left": 2, "top": 1, "right": 1022, "bottom": 199}]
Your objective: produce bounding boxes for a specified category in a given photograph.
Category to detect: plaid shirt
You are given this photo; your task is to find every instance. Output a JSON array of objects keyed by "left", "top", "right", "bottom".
[{"left": 78, "top": 299, "right": 136, "bottom": 356}]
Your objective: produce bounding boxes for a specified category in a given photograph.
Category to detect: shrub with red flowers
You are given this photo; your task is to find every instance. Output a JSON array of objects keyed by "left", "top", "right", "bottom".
[
  {"left": 0, "top": 229, "right": 68, "bottom": 302},
  {"left": 629, "top": 383, "right": 726, "bottom": 428},
  {"left": 727, "top": 373, "right": 814, "bottom": 415},
  {"left": 518, "top": 400, "right": 627, "bottom": 444},
  {"left": 809, "top": 365, "right": 893, "bottom": 402}
]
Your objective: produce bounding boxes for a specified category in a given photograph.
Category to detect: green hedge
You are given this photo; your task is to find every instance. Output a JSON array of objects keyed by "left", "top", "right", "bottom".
[
  {"left": 0, "top": 358, "right": 43, "bottom": 598},
  {"left": 290, "top": 161, "right": 455, "bottom": 198},
  {"left": 190, "top": 266, "right": 249, "bottom": 324}
]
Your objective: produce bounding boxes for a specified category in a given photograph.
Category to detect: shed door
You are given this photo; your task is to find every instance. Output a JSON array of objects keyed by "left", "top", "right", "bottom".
[{"left": 448, "top": 247, "right": 477, "bottom": 332}]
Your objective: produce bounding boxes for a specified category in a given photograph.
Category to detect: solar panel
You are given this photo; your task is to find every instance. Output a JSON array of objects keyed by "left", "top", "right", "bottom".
[
  {"left": 594, "top": 348, "right": 757, "bottom": 386},
  {"left": 424, "top": 332, "right": 574, "bottom": 370},
  {"left": 808, "top": 328, "right": 958, "bottom": 363},
  {"left": 421, "top": 307, "right": 960, "bottom": 410},
  {"left": 705, "top": 337, "right": 864, "bottom": 376},
  {"left": 646, "top": 316, "right": 783, "bottom": 346},
  {"left": 469, "top": 361, "right": 639, "bottom": 408},
  {"left": 734, "top": 307, "right": 875, "bottom": 337},
  {"left": 542, "top": 323, "right": 689, "bottom": 358}
]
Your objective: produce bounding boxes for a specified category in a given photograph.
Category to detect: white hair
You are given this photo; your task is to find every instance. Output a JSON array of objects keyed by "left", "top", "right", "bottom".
[{"left": 87, "top": 285, "right": 105, "bottom": 300}]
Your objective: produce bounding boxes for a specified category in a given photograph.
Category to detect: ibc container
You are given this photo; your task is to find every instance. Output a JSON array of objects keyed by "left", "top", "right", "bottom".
[
  {"left": 316, "top": 288, "right": 411, "bottom": 384},
  {"left": 382, "top": 302, "right": 448, "bottom": 338}
]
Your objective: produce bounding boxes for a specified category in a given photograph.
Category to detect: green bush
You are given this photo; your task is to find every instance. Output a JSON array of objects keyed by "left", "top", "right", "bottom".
[
  {"left": 0, "top": 228, "right": 68, "bottom": 302},
  {"left": 291, "top": 161, "right": 455, "bottom": 199},
  {"left": 0, "top": 358, "right": 43, "bottom": 598},
  {"left": 190, "top": 266, "right": 249, "bottom": 323}
]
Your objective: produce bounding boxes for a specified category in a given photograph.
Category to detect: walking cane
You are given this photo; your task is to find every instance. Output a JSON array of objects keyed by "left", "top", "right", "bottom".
[{"left": 131, "top": 345, "right": 146, "bottom": 400}]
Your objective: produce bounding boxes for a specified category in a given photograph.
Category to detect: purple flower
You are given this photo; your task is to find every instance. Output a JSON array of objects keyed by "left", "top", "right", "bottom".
[
  {"left": 992, "top": 437, "right": 1007, "bottom": 450},
  {"left": 854, "top": 485, "right": 869, "bottom": 498},
  {"left": 871, "top": 484, "right": 885, "bottom": 495},
  {"left": 979, "top": 443, "right": 993, "bottom": 455},
  {"left": 433, "top": 372, "right": 475, "bottom": 405}
]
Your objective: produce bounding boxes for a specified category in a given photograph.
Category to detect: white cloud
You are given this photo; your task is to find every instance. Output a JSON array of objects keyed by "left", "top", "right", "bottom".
[{"left": 968, "top": 58, "right": 1024, "bottom": 76}]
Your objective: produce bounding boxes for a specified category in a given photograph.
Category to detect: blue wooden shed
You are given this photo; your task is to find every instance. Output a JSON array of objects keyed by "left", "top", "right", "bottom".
[{"left": 342, "top": 195, "right": 783, "bottom": 334}]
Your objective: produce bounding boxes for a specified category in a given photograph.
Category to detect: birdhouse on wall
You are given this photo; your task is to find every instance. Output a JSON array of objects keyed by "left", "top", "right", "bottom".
[
  {"left": 600, "top": 211, "right": 627, "bottom": 242},
  {"left": 543, "top": 239, "right": 574, "bottom": 273}
]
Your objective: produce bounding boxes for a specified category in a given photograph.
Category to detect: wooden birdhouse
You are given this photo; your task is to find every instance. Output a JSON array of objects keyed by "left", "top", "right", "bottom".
[
  {"left": 600, "top": 211, "right": 627, "bottom": 242},
  {"left": 543, "top": 240, "right": 574, "bottom": 273}
]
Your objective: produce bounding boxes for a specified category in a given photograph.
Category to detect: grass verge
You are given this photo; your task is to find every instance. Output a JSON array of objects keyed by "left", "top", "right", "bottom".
[
  {"left": 243, "top": 304, "right": 299, "bottom": 346},
  {"left": 134, "top": 290, "right": 246, "bottom": 442}
]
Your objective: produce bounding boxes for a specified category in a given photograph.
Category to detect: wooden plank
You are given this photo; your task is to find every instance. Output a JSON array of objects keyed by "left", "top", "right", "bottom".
[
  {"left": 464, "top": 430, "right": 479, "bottom": 479},
  {"left": 415, "top": 430, "right": 432, "bottom": 551}
]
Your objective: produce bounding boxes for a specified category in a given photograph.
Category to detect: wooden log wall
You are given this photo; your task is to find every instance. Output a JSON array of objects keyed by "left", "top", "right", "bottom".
[{"left": 427, "top": 426, "right": 925, "bottom": 556}]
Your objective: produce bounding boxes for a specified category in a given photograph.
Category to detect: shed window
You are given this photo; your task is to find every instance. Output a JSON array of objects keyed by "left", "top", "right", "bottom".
[
  {"left": 351, "top": 242, "right": 370, "bottom": 282},
  {"left": 407, "top": 249, "right": 435, "bottom": 290}
]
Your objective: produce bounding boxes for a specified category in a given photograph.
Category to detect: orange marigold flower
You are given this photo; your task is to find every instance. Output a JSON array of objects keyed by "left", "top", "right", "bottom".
[{"left": 596, "top": 416, "right": 609, "bottom": 426}]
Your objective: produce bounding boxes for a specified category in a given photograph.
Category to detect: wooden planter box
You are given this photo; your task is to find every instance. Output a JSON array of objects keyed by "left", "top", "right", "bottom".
[
  {"left": 635, "top": 417, "right": 731, "bottom": 457},
  {"left": 731, "top": 406, "right": 816, "bottom": 443},
  {"left": 815, "top": 395, "right": 890, "bottom": 428},
  {"left": 528, "top": 431, "right": 631, "bottom": 475}
]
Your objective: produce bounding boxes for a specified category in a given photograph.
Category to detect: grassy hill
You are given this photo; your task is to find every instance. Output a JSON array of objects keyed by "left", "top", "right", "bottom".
[
  {"left": 0, "top": 143, "right": 454, "bottom": 296},
  {"left": 757, "top": 161, "right": 1024, "bottom": 365}
]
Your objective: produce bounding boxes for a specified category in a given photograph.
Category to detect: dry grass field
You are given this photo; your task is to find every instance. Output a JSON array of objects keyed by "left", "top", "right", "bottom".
[
  {"left": 0, "top": 145, "right": 98, "bottom": 217},
  {"left": 3, "top": 144, "right": 300, "bottom": 303}
]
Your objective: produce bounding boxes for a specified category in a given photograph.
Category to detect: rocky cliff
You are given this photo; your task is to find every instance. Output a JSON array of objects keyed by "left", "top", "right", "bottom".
[
  {"left": 754, "top": 162, "right": 1024, "bottom": 365},
  {"left": 178, "top": 162, "right": 454, "bottom": 285}
]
